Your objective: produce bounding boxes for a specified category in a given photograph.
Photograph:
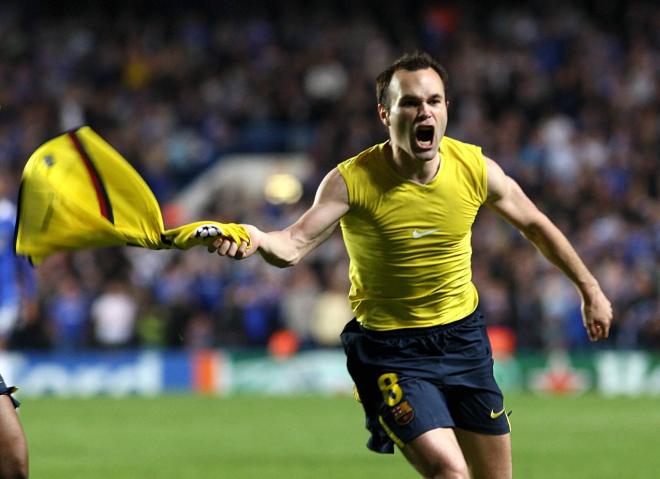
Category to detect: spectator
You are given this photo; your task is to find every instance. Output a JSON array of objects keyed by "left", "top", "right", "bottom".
[
  {"left": 46, "top": 275, "right": 89, "bottom": 352},
  {"left": 90, "top": 281, "right": 138, "bottom": 349}
]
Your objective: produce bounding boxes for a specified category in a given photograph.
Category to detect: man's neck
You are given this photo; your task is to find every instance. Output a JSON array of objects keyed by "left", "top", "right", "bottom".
[{"left": 387, "top": 142, "right": 440, "bottom": 185}]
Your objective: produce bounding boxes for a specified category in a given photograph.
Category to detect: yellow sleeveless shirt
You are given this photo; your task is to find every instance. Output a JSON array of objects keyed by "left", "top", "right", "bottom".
[{"left": 337, "top": 136, "right": 487, "bottom": 330}]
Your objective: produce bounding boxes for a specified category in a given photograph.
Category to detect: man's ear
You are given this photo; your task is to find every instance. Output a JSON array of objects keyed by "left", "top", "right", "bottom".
[{"left": 378, "top": 103, "right": 390, "bottom": 127}]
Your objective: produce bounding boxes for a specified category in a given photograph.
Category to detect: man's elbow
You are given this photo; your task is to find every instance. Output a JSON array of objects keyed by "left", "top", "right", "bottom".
[
  {"left": 263, "top": 251, "right": 301, "bottom": 268},
  {"left": 280, "top": 253, "right": 304, "bottom": 268},
  {"left": 520, "top": 222, "right": 542, "bottom": 242},
  {"left": 272, "top": 259, "right": 297, "bottom": 268},
  {"left": 520, "top": 215, "right": 554, "bottom": 244}
]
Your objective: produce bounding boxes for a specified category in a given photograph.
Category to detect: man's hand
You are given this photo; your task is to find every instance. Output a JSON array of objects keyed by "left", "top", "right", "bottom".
[
  {"left": 208, "top": 224, "right": 261, "bottom": 259},
  {"left": 581, "top": 286, "right": 613, "bottom": 342}
]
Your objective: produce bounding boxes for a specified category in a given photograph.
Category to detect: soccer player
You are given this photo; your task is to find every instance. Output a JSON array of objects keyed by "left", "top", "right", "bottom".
[
  {"left": 209, "top": 52, "right": 612, "bottom": 478},
  {"left": 0, "top": 373, "right": 28, "bottom": 479}
]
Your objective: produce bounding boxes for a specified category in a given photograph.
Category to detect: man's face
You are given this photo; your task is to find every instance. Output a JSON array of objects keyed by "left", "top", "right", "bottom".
[{"left": 379, "top": 68, "right": 448, "bottom": 162}]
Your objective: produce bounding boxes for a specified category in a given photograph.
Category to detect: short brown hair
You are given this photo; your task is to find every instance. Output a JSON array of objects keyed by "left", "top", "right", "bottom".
[{"left": 376, "top": 51, "right": 449, "bottom": 108}]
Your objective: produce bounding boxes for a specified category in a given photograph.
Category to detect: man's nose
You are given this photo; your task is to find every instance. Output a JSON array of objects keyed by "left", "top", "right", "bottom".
[{"left": 417, "top": 101, "right": 432, "bottom": 118}]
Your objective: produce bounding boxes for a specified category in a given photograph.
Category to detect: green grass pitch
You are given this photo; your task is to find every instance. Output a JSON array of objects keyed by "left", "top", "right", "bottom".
[{"left": 21, "top": 393, "right": 659, "bottom": 478}]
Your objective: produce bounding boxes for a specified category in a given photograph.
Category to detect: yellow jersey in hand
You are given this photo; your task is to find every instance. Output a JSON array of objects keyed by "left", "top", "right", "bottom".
[
  {"left": 14, "top": 126, "right": 250, "bottom": 264},
  {"left": 337, "top": 136, "right": 487, "bottom": 330}
]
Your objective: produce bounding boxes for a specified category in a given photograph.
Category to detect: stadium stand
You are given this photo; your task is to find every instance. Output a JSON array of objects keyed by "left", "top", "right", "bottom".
[{"left": 0, "top": 1, "right": 657, "bottom": 352}]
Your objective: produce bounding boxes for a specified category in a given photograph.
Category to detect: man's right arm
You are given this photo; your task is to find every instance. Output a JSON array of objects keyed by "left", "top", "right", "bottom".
[{"left": 211, "top": 167, "right": 350, "bottom": 268}]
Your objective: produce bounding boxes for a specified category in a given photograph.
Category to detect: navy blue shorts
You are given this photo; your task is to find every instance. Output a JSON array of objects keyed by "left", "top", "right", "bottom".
[{"left": 340, "top": 310, "right": 509, "bottom": 454}]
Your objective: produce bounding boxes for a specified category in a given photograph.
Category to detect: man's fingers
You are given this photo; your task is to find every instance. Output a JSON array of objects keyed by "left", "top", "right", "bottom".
[
  {"left": 207, "top": 237, "right": 248, "bottom": 259},
  {"left": 219, "top": 239, "right": 232, "bottom": 255},
  {"left": 236, "top": 241, "right": 248, "bottom": 259},
  {"left": 597, "top": 321, "right": 610, "bottom": 339},
  {"left": 587, "top": 321, "right": 608, "bottom": 341},
  {"left": 227, "top": 241, "right": 239, "bottom": 257}
]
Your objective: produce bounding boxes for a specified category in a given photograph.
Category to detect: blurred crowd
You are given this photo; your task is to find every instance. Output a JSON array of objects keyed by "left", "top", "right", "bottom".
[{"left": 0, "top": 1, "right": 658, "bottom": 353}]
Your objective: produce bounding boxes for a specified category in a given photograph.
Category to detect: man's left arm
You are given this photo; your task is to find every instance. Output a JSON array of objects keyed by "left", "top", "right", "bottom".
[{"left": 484, "top": 157, "right": 612, "bottom": 342}]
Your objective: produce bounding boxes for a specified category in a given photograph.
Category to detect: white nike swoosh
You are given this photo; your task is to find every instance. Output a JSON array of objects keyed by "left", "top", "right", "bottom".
[{"left": 412, "top": 228, "right": 440, "bottom": 239}]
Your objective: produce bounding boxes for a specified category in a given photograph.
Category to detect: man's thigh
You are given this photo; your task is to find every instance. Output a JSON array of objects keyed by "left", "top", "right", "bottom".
[
  {"left": 401, "top": 427, "right": 469, "bottom": 478},
  {"left": 455, "top": 428, "right": 512, "bottom": 479}
]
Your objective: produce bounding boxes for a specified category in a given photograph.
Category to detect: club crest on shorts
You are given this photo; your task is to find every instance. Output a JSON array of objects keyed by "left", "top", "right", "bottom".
[{"left": 391, "top": 400, "right": 414, "bottom": 425}]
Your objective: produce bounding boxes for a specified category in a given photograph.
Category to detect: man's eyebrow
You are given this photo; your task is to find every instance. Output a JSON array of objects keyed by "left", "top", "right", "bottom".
[
  {"left": 399, "top": 95, "right": 422, "bottom": 102},
  {"left": 399, "top": 93, "right": 444, "bottom": 102}
]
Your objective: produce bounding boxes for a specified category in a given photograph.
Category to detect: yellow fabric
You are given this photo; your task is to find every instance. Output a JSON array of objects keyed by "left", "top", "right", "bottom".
[
  {"left": 14, "top": 126, "right": 250, "bottom": 264},
  {"left": 337, "top": 136, "right": 487, "bottom": 330},
  {"left": 161, "top": 222, "right": 250, "bottom": 251}
]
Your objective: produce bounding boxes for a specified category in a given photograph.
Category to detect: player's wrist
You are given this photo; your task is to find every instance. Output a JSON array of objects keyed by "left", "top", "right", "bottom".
[
  {"left": 241, "top": 224, "right": 263, "bottom": 249},
  {"left": 577, "top": 278, "right": 601, "bottom": 301}
]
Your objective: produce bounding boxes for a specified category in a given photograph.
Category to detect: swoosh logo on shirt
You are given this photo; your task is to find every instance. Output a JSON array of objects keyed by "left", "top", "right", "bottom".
[
  {"left": 490, "top": 408, "right": 506, "bottom": 419},
  {"left": 411, "top": 228, "right": 439, "bottom": 239}
]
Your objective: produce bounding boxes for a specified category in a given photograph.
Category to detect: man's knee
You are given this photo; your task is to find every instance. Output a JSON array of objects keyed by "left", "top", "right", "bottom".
[
  {"left": 421, "top": 458, "right": 470, "bottom": 479},
  {"left": 455, "top": 429, "right": 512, "bottom": 479},
  {"left": 402, "top": 428, "right": 471, "bottom": 479}
]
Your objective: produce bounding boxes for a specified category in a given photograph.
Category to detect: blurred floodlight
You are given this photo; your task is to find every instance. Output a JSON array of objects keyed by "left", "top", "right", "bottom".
[{"left": 264, "top": 173, "right": 303, "bottom": 205}]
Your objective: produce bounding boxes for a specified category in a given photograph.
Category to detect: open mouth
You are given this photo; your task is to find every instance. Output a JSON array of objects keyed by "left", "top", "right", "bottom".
[{"left": 415, "top": 126, "right": 435, "bottom": 149}]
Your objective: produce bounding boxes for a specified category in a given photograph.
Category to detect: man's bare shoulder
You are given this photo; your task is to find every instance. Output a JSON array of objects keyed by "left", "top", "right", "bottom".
[{"left": 317, "top": 167, "right": 349, "bottom": 205}]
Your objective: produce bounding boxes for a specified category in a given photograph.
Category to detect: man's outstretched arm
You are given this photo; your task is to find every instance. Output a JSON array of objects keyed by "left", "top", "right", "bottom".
[
  {"left": 210, "top": 167, "right": 350, "bottom": 268},
  {"left": 484, "top": 157, "right": 612, "bottom": 341}
]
